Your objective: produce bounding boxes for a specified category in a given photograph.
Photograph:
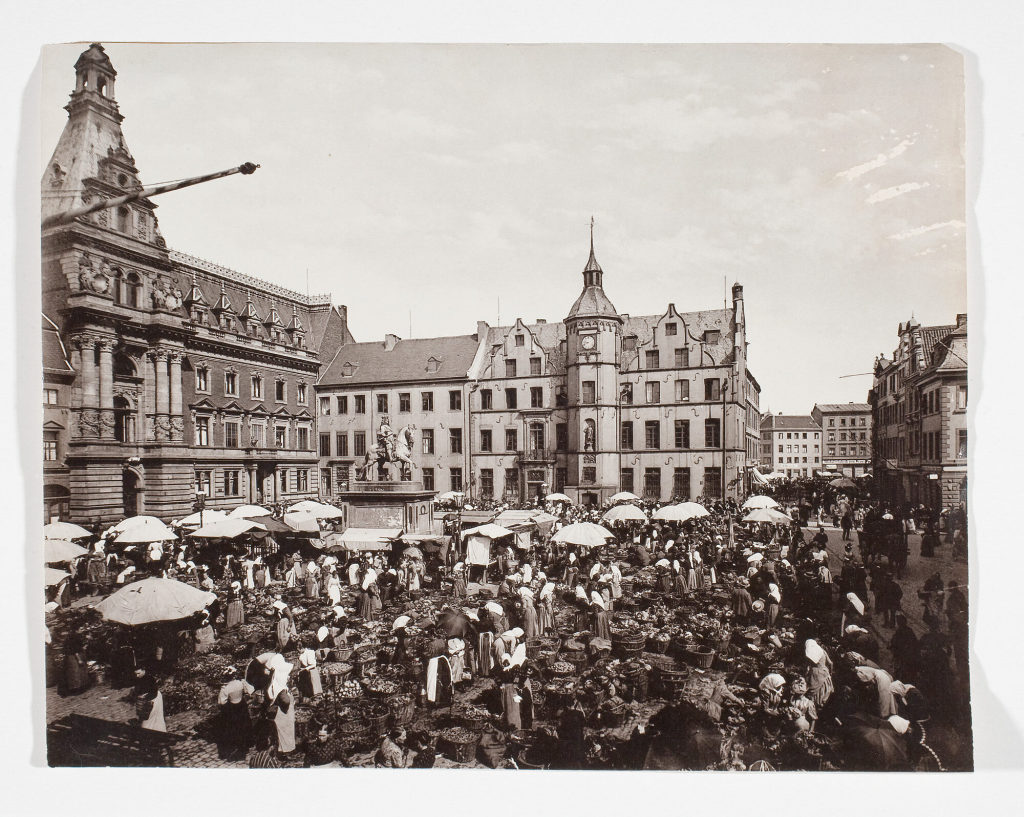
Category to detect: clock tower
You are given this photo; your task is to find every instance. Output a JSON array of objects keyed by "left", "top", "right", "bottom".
[{"left": 564, "top": 223, "right": 623, "bottom": 504}]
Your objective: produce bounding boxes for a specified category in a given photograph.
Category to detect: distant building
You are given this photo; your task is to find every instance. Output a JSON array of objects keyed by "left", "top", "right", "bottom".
[
  {"left": 869, "top": 314, "right": 968, "bottom": 510},
  {"left": 760, "top": 414, "right": 823, "bottom": 478},
  {"left": 41, "top": 44, "right": 354, "bottom": 524},
  {"left": 317, "top": 236, "right": 761, "bottom": 505},
  {"left": 811, "top": 402, "right": 872, "bottom": 476}
]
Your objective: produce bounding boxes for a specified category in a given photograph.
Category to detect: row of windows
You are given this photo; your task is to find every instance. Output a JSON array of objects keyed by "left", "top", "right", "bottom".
[
  {"left": 195, "top": 367, "right": 307, "bottom": 404},
  {"left": 775, "top": 431, "right": 821, "bottom": 440},
  {"left": 621, "top": 419, "right": 719, "bottom": 450},
  {"left": 777, "top": 444, "right": 821, "bottom": 453},
  {"left": 194, "top": 467, "right": 312, "bottom": 497},
  {"left": 826, "top": 445, "right": 869, "bottom": 457},
  {"left": 778, "top": 456, "right": 821, "bottom": 464},
  {"left": 826, "top": 416, "right": 868, "bottom": 427},
  {"left": 827, "top": 431, "right": 867, "bottom": 442},
  {"left": 318, "top": 391, "right": 461, "bottom": 416},
  {"left": 621, "top": 377, "right": 721, "bottom": 405},
  {"left": 193, "top": 417, "right": 312, "bottom": 450}
]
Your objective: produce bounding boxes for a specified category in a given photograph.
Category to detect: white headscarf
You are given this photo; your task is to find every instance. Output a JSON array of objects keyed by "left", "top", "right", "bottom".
[
  {"left": 362, "top": 567, "right": 378, "bottom": 590},
  {"left": 539, "top": 581, "right": 556, "bottom": 600}
]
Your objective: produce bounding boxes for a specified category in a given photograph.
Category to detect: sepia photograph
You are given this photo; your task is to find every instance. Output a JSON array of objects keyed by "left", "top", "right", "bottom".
[{"left": 38, "top": 40, "right": 972, "bottom": 772}]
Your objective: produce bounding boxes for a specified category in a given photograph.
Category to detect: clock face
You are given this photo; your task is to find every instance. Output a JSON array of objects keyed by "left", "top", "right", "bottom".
[{"left": 580, "top": 334, "right": 596, "bottom": 350}]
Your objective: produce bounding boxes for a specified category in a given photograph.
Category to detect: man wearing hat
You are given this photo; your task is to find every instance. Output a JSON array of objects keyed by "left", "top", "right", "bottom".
[{"left": 732, "top": 577, "right": 753, "bottom": 624}]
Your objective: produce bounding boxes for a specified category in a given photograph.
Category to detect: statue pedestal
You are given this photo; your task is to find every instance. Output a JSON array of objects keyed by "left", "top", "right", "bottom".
[{"left": 337, "top": 480, "right": 437, "bottom": 533}]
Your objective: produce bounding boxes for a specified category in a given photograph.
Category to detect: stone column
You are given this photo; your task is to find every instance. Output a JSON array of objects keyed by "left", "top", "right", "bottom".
[
  {"left": 69, "top": 343, "right": 83, "bottom": 409},
  {"left": 145, "top": 351, "right": 158, "bottom": 440},
  {"left": 97, "top": 338, "right": 115, "bottom": 439},
  {"left": 81, "top": 337, "right": 98, "bottom": 407},
  {"left": 248, "top": 465, "right": 258, "bottom": 503},
  {"left": 154, "top": 350, "right": 169, "bottom": 440},
  {"left": 168, "top": 352, "right": 184, "bottom": 441}
]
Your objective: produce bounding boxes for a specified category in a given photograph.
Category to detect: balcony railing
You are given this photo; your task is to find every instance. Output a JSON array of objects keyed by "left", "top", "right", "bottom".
[{"left": 516, "top": 447, "right": 555, "bottom": 462}]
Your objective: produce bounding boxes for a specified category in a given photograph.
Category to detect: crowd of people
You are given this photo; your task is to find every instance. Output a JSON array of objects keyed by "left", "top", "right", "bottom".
[{"left": 46, "top": 488, "right": 971, "bottom": 770}]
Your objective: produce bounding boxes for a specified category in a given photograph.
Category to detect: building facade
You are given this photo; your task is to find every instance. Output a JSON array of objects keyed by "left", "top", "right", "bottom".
[
  {"left": 869, "top": 314, "right": 968, "bottom": 510},
  {"left": 759, "top": 415, "right": 823, "bottom": 478},
  {"left": 41, "top": 44, "right": 354, "bottom": 525},
  {"left": 810, "top": 402, "right": 872, "bottom": 476},
  {"left": 317, "top": 236, "right": 761, "bottom": 505}
]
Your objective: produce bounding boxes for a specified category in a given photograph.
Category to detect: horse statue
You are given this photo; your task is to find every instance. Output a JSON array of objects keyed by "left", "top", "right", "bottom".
[{"left": 356, "top": 423, "right": 417, "bottom": 481}]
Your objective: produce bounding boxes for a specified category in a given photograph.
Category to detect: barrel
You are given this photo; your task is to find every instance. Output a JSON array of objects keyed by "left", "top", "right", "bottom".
[
  {"left": 621, "top": 665, "right": 649, "bottom": 702},
  {"left": 654, "top": 664, "right": 690, "bottom": 701},
  {"left": 611, "top": 629, "right": 646, "bottom": 660}
]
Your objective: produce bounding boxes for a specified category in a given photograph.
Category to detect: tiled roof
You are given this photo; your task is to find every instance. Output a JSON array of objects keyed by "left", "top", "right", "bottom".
[
  {"left": 918, "top": 324, "right": 956, "bottom": 364},
  {"left": 318, "top": 334, "right": 481, "bottom": 387},
  {"left": 761, "top": 414, "right": 820, "bottom": 431},
  {"left": 42, "top": 314, "right": 73, "bottom": 372},
  {"left": 566, "top": 285, "right": 620, "bottom": 320},
  {"left": 814, "top": 403, "right": 871, "bottom": 413}
]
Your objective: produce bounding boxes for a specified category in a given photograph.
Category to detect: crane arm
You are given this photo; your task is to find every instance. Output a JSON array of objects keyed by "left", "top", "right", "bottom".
[{"left": 42, "top": 162, "right": 259, "bottom": 228}]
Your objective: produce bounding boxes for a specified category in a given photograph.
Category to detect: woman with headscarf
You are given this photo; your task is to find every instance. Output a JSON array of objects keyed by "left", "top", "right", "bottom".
[
  {"left": 656, "top": 559, "right": 673, "bottom": 594},
  {"left": 804, "top": 639, "right": 834, "bottom": 709},
  {"left": 590, "top": 587, "right": 611, "bottom": 641},
  {"left": 519, "top": 589, "right": 539, "bottom": 640},
  {"left": 758, "top": 671, "right": 787, "bottom": 714},
  {"left": 451, "top": 562, "right": 467, "bottom": 598},
  {"left": 274, "top": 602, "right": 296, "bottom": 652},
  {"left": 133, "top": 664, "right": 166, "bottom": 732},
  {"left": 855, "top": 664, "right": 899, "bottom": 718},
  {"left": 285, "top": 557, "right": 301, "bottom": 589},
  {"left": 216, "top": 667, "right": 255, "bottom": 760},
  {"left": 304, "top": 561, "right": 321, "bottom": 600},
  {"left": 60, "top": 632, "right": 92, "bottom": 696},
  {"left": 264, "top": 653, "right": 296, "bottom": 755},
  {"left": 193, "top": 610, "right": 216, "bottom": 654},
  {"left": 765, "top": 582, "right": 782, "bottom": 629},
  {"left": 224, "top": 582, "right": 245, "bottom": 631},
  {"left": 325, "top": 566, "right": 342, "bottom": 606},
  {"left": 537, "top": 581, "right": 556, "bottom": 634},
  {"left": 296, "top": 641, "right": 323, "bottom": 701}
]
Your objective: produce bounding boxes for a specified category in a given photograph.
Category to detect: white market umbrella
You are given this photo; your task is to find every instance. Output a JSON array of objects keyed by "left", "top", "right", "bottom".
[
  {"left": 113, "top": 516, "right": 177, "bottom": 544},
  {"left": 742, "top": 495, "right": 780, "bottom": 511},
  {"left": 284, "top": 510, "right": 321, "bottom": 534},
  {"left": 743, "top": 508, "right": 785, "bottom": 524},
  {"left": 45, "top": 567, "right": 71, "bottom": 587},
  {"left": 228, "top": 504, "right": 272, "bottom": 519},
  {"left": 436, "top": 491, "right": 465, "bottom": 503},
  {"left": 602, "top": 504, "right": 648, "bottom": 523},
  {"left": 43, "top": 521, "right": 92, "bottom": 541},
  {"left": 289, "top": 500, "right": 344, "bottom": 519},
  {"left": 545, "top": 493, "right": 572, "bottom": 503},
  {"left": 95, "top": 577, "right": 216, "bottom": 626},
  {"left": 44, "top": 539, "right": 89, "bottom": 564},
  {"left": 608, "top": 491, "right": 640, "bottom": 504},
  {"left": 462, "top": 523, "right": 515, "bottom": 540},
  {"left": 191, "top": 517, "right": 267, "bottom": 539},
  {"left": 675, "top": 502, "right": 711, "bottom": 520},
  {"left": 176, "top": 508, "right": 228, "bottom": 528},
  {"left": 765, "top": 507, "right": 795, "bottom": 523},
  {"left": 652, "top": 504, "right": 700, "bottom": 522},
  {"left": 551, "top": 522, "right": 615, "bottom": 548}
]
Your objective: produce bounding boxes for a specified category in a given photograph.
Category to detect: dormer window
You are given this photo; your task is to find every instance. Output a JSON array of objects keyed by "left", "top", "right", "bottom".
[
  {"left": 426, "top": 357, "right": 441, "bottom": 374},
  {"left": 341, "top": 362, "right": 356, "bottom": 377},
  {"left": 515, "top": 334, "right": 525, "bottom": 347},
  {"left": 665, "top": 322, "right": 677, "bottom": 336}
]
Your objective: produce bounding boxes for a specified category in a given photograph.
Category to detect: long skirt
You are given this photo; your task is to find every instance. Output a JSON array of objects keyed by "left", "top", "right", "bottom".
[
  {"left": 452, "top": 576, "right": 467, "bottom": 597},
  {"left": 305, "top": 577, "right": 320, "bottom": 599},
  {"left": 592, "top": 609, "right": 611, "bottom": 641},
  {"left": 501, "top": 683, "right": 522, "bottom": 730},
  {"left": 274, "top": 700, "right": 296, "bottom": 754},
  {"left": 297, "top": 667, "right": 323, "bottom": 697},
  {"left": 62, "top": 654, "right": 91, "bottom": 695},
  {"left": 538, "top": 600, "right": 555, "bottom": 634},
  {"left": 225, "top": 600, "right": 245, "bottom": 630},
  {"left": 675, "top": 573, "right": 691, "bottom": 596},
  {"left": 807, "top": 665, "right": 834, "bottom": 708},
  {"left": 356, "top": 592, "right": 375, "bottom": 621},
  {"left": 218, "top": 701, "right": 253, "bottom": 758}
]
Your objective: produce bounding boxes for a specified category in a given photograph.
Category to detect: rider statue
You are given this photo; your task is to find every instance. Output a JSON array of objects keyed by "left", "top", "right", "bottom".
[{"left": 377, "top": 415, "right": 397, "bottom": 462}]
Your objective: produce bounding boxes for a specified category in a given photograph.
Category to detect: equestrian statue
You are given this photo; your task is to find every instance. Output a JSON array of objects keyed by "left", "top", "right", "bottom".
[{"left": 355, "top": 417, "right": 418, "bottom": 481}]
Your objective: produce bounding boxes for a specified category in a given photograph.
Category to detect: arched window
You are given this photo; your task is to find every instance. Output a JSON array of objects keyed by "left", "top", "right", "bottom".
[
  {"left": 116, "top": 206, "right": 131, "bottom": 233},
  {"left": 113, "top": 395, "right": 134, "bottom": 443},
  {"left": 110, "top": 268, "right": 124, "bottom": 304},
  {"left": 125, "top": 272, "right": 141, "bottom": 308},
  {"left": 97, "top": 78, "right": 107, "bottom": 97},
  {"left": 113, "top": 352, "right": 136, "bottom": 379}
]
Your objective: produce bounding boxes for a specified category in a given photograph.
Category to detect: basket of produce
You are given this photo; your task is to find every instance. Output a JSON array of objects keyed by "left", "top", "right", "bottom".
[
  {"left": 438, "top": 726, "right": 482, "bottom": 764},
  {"left": 646, "top": 632, "right": 671, "bottom": 654},
  {"left": 335, "top": 703, "right": 361, "bottom": 723},
  {"left": 323, "top": 661, "right": 354, "bottom": 694},
  {"left": 361, "top": 701, "right": 391, "bottom": 739},
  {"left": 335, "top": 678, "right": 364, "bottom": 702},
  {"left": 684, "top": 645, "right": 716, "bottom": 669},
  {"left": 536, "top": 648, "right": 558, "bottom": 667},
  {"left": 328, "top": 646, "right": 353, "bottom": 663},
  {"left": 336, "top": 715, "right": 369, "bottom": 748},
  {"left": 363, "top": 677, "right": 402, "bottom": 698},
  {"left": 456, "top": 705, "right": 492, "bottom": 732},
  {"left": 353, "top": 648, "right": 377, "bottom": 677},
  {"left": 600, "top": 699, "right": 630, "bottom": 728},
  {"left": 377, "top": 645, "right": 396, "bottom": 665},
  {"left": 549, "top": 660, "right": 575, "bottom": 678},
  {"left": 388, "top": 693, "right": 416, "bottom": 726},
  {"left": 654, "top": 664, "right": 690, "bottom": 701}
]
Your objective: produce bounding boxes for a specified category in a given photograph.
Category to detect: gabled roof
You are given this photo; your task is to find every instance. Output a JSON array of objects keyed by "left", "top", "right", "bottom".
[
  {"left": 319, "top": 334, "right": 480, "bottom": 387},
  {"left": 761, "top": 414, "right": 820, "bottom": 431}
]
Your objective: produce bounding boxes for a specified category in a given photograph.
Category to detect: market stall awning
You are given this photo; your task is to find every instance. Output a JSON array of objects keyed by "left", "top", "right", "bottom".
[
  {"left": 112, "top": 516, "right": 178, "bottom": 544},
  {"left": 551, "top": 522, "right": 614, "bottom": 547},
  {"left": 462, "top": 523, "right": 515, "bottom": 539},
  {"left": 459, "top": 510, "right": 497, "bottom": 526},
  {"left": 94, "top": 577, "right": 216, "bottom": 626},
  {"left": 742, "top": 495, "right": 780, "bottom": 510},
  {"left": 191, "top": 517, "right": 266, "bottom": 539},
  {"left": 175, "top": 509, "right": 228, "bottom": 529},
  {"left": 44, "top": 539, "right": 89, "bottom": 563},
  {"left": 288, "top": 499, "right": 345, "bottom": 519},
  {"left": 45, "top": 566, "right": 71, "bottom": 587},
  {"left": 327, "top": 528, "right": 403, "bottom": 552}
]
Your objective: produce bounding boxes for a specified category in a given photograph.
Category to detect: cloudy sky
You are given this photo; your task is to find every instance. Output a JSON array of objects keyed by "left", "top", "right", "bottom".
[{"left": 40, "top": 43, "right": 965, "bottom": 413}]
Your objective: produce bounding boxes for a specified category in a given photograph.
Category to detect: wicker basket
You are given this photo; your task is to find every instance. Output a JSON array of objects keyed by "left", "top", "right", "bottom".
[
  {"left": 646, "top": 635, "right": 671, "bottom": 654},
  {"left": 388, "top": 693, "right": 416, "bottom": 727},
  {"left": 361, "top": 701, "right": 391, "bottom": 739},
  {"left": 684, "top": 645, "right": 716, "bottom": 669},
  {"left": 323, "top": 662, "right": 354, "bottom": 691},
  {"left": 336, "top": 716, "right": 369, "bottom": 748},
  {"left": 440, "top": 730, "right": 482, "bottom": 764},
  {"left": 562, "top": 650, "right": 588, "bottom": 674}
]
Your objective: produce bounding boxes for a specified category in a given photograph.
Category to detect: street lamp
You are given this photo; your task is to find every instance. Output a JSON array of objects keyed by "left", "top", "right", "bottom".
[{"left": 194, "top": 488, "right": 207, "bottom": 528}]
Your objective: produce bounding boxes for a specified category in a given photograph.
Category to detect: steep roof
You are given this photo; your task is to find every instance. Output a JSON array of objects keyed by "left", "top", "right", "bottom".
[
  {"left": 761, "top": 414, "right": 820, "bottom": 431},
  {"left": 42, "top": 314, "right": 73, "bottom": 373},
  {"left": 918, "top": 324, "right": 956, "bottom": 364},
  {"left": 566, "top": 285, "right": 620, "bottom": 321},
  {"left": 319, "top": 334, "right": 481, "bottom": 387},
  {"left": 814, "top": 403, "right": 871, "bottom": 413}
]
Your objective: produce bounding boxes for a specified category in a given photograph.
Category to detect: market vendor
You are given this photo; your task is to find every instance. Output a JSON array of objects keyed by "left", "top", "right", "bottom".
[
  {"left": 296, "top": 640, "right": 323, "bottom": 700},
  {"left": 731, "top": 577, "right": 753, "bottom": 624},
  {"left": 590, "top": 589, "right": 611, "bottom": 640},
  {"left": 538, "top": 581, "right": 556, "bottom": 634},
  {"left": 518, "top": 587, "right": 539, "bottom": 640},
  {"left": 758, "top": 670, "right": 787, "bottom": 713},
  {"left": 855, "top": 664, "right": 899, "bottom": 718},
  {"left": 193, "top": 610, "right": 216, "bottom": 654},
  {"left": 264, "top": 654, "right": 296, "bottom": 756},
  {"left": 274, "top": 601, "right": 297, "bottom": 652},
  {"left": 804, "top": 639, "right": 835, "bottom": 709},
  {"left": 787, "top": 677, "right": 817, "bottom": 732},
  {"left": 216, "top": 666, "right": 255, "bottom": 760},
  {"left": 133, "top": 664, "right": 166, "bottom": 732},
  {"left": 704, "top": 677, "right": 744, "bottom": 722},
  {"left": 451, "top": 561, "right": 467, "bottom": 598}
]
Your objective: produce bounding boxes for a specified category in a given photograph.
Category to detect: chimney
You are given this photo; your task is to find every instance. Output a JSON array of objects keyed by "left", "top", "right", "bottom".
[
  {"left": 383, "top": 333, "right": 400, "bottom": 352},
  {"left": 476, "top": 320, "right": 490, "bottom": 341},
  {"left": 732, "top": 283, "right": 744, "bottom": 301},
  {"left": 955, "top": 313, "right": 967, "bottom": 328}
]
